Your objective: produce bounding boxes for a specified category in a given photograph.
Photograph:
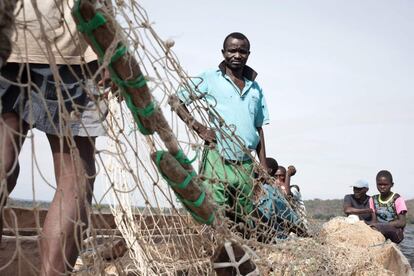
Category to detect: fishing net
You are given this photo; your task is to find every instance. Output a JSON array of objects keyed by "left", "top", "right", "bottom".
[{"left": 0, "top": 1, "right": 411, "bottom": 275}]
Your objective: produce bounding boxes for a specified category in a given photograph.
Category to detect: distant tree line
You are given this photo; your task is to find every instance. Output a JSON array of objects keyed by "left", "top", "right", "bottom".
[
  {"left": 8, "top": 197, "right": 414, "bottom": 224},
  {"left": 304, "top": 198, "right": 414, "bottom": 224}
]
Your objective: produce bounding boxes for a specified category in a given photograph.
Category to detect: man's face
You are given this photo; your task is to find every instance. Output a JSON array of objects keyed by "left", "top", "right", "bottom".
[
  {"left": 222, "top": 38, "right": 250, "bottom": 70},
  {"left": 275, "top": 168, "right": 286, "bottom": 183},
  {"left": 353, "top": 187, "right": 368, "bottom": 199},
  {"left": 376, "top": 176, "right": 392, "bottom": 195}
]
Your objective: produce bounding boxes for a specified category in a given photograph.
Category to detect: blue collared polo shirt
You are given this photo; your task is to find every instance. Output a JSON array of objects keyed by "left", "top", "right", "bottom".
[{"left": 178, "top": 63, "right": 269, "bottom": 161}]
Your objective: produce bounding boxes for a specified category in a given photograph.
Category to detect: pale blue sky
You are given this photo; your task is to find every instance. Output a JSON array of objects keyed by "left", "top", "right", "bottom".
[{"left": 12, "top": 0, "right": 414, "bottom": 202}]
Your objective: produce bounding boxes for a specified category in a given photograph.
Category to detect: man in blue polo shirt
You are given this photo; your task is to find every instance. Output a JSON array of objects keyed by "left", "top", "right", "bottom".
[{"left": 172, "top": 32, "right": 269, "bottom": 222}]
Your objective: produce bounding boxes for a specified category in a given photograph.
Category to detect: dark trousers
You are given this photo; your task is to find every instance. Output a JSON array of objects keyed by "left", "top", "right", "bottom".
[{"left": 372, "top": 223, "right": 404, "bottom": 244}]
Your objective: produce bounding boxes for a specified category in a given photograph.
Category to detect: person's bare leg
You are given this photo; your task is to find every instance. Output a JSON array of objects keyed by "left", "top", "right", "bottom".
[
  {"left": 40, "top": 135, "right": 96, "bottom": 275},
  {"left": 0, "top": 112, "right": 28, "bottom": 240}
]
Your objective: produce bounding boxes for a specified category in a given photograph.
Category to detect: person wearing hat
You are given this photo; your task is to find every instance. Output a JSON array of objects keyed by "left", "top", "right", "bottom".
[{"left": 343, "top": 179, "right": 373, "bottom": 222}]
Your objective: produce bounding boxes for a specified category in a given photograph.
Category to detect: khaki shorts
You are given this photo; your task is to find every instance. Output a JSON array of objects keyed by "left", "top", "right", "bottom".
[{"left": 0, "top": 62, "right": 107, "bottom": 137}]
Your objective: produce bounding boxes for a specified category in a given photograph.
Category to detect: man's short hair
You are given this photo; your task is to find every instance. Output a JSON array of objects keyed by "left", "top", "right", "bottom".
[
  {"left": 223, "top": 32, "right": 250, "bottom": 50},
  {"left": 266, "top": 157, "right": 278, "bottom": 176}
]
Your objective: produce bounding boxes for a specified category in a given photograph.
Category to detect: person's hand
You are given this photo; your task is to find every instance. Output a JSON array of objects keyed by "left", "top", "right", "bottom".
[
  {"left": 98, "top": 68, "right": 120, "bottom": 100},
  {"left": 98, "top": 68, "right": 112, "bottom": 88},
  {"left": 279, "top": 184, "right": 288, "bottom": 195},
  {"left": 195, "top": 123, "right": 216, "bottom": 143},
  {"left": 252, "top": 180, "right": 266, "bottom": 202},
  {"left": 287, "top": 165, "right": 296, "bottom": 177},
  {"left": 254, "top": 164, "right": 271, "bottom": 184},
  {"left": 369, "top": 223, "right": 379, "bottom": 229}
]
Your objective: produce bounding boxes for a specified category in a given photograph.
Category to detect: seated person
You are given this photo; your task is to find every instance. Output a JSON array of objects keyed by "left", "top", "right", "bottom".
[
  {"left": 343, "top": 179, "right": 372, "bottom": 222},
  {"left": 256, "top": 158, "right": 307, "bottom": 238},
  {"left": 369, "top": 170, "right": 407, "bottom": 244},
  {"left": 274, "top": 166, "right": 290, "bottom": 195},
  {"left": 274, "top": 165, "right": 307, "bottom": 220}
]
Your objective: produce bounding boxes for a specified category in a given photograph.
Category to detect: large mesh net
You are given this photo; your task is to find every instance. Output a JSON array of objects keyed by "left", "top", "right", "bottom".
[{"left": 0, "top": 1, "right": 411, "bottom": 275}]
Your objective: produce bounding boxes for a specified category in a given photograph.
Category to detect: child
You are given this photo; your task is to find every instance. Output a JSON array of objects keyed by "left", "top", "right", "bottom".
[
  {"left": 256, "top": 158, "right": 307, "bottom": 239},
  {"left": 275, "top": 165, "right": 308, "bottom": 224},
  {"left": 369, "top": 170, "right": 407, "bottom": 244},
  {"left": 274, "top": 166, "right": 291, "bottom": 195}
]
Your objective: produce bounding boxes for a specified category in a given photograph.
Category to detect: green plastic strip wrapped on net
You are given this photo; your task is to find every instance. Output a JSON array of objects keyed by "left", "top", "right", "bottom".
[
  {"left": 72, "top": 0, "right": 155, "bottom": 135},
  {"left": 154, "top": 150, "right": 215, "bottom": 225}
]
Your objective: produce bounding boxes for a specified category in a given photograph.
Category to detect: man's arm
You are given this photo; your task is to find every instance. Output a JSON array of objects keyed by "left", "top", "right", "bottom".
[
  {"left": 343, "top": 195, "right": 373, "bottom": 215},
  {"left": 256, "top": 127, "right": 268, "bottom": 171},
  {"left": 283, "top": 165, "right": 297, "bottom": 196},
  {"left": 388, "top": 213, "right": 406, "bottom": 228},
  {"left": 371, "top": 213, "right": 406, "bottom": 229},
  {"left": 169, "top": 95, "right": 215, "bottom": 142},
  {"left": 389, "top": 197, "right": 408, "bottom": 228},
  {"left": 343, "top": 205, "right": 373, "bottom": 215}
]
